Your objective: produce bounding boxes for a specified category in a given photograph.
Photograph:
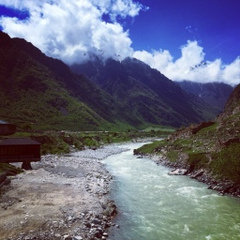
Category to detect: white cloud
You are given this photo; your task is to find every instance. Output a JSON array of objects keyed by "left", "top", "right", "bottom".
[
  {"left": 222, "top": 57, "right": 240, "bottom": 85},
  {"left": 0, "top": 0, "right": 145, "bottom": 64},
  {"left": 91, "top": 0, "right": 147, "bottom": 20},
  {"left": 1, "top": 1, "right": 239, "bottom": 86},
  {"left": 133, "top": 41, "right": 240, "bottom": 86}
]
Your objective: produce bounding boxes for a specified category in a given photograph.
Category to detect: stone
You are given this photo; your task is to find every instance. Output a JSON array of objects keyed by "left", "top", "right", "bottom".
[
  {"left": 73, "top": 237, "right": 83, "bottom": 240},
  {"left": 92, "top": 218, "right": 102, "bottom": 225},
  {"left": 63, "top": 235, "right": 72, "bottom": 240},
  {"left": 168, "top": 168, "right": 187, "bottom": 175},
  {"left": 85, "top": 222, "right": 91, "bottom": 228}
]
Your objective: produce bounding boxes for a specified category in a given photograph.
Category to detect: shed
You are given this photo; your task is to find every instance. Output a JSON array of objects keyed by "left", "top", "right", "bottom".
[
  {"left": 0, "top": 138, "right": 41, "bottom": 169},
  {"left": 0, "top": 120, "right": 16, "bottom": 136}
]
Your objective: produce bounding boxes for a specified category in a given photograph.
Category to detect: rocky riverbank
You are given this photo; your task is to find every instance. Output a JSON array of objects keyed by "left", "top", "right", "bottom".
[
  {"left": 147, "top": 154, "right": 240, "bottom": 198},
  {"left": 0, "top": 145, "right": 127, "bottom": 240}
]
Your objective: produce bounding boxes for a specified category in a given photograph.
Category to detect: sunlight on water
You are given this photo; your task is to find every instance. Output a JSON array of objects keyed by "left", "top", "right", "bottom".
[{"left": 103, "top": 142, "right": 240, "bottom": 240}]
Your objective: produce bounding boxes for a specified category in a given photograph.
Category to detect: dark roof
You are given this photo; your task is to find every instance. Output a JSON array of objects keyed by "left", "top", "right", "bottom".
[
  {"left": 0, "top": 138, "right": 40, "bottom": 146},
  {"left": 0, "top": 120, "right": 8, "bottom": 124}
]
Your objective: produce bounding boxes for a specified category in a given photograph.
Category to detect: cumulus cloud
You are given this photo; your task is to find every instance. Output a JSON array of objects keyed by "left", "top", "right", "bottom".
[
  {"left": 222, "top": 57, "right": 240, "bottom": 85},
  {"left": 133, "top": 41, "right": 240, "bottom": 86},
  {"left": 1, "top": 1, "right": 239, "bottom": 86},
  {"left": 0, "top": 0, "right": 145, "bottom": 64}
]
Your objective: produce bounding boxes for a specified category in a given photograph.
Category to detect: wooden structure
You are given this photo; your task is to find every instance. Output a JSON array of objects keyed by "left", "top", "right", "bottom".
[
  {"left": 0, "top": 138, "right": 41, "bottom": 170},
  {"left": 0, "top": 120, "right": 16, "bottom": 136}
]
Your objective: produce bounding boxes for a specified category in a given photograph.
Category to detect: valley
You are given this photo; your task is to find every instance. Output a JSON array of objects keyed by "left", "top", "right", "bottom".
[
  {"left": 0, "top": 1, "right": 240, "bottom": 240},
  {"left": 0, "top": 32, "right": 224, "bottom": 132},
  {"left": 1, "top": 30, "right": 240, "bottom": 240}
]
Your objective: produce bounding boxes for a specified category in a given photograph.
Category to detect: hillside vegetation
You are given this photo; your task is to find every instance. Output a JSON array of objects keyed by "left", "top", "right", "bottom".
[
  {"left": 135, "top": 84, "right": 240, "bottom": 196},
  {"left": 0, "top": 32, "right": 228, "bottom": 131},
  {"left": 0, "top": 32, "right": 120, "bottom": 131},
  {"left": 72, "top": 57, "right": 220, "bottom": 128}
]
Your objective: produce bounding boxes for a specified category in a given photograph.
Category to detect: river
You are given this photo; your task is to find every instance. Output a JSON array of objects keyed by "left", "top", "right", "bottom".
[{"left": 103, "top": 142, "right": 240, "bottom": 240}]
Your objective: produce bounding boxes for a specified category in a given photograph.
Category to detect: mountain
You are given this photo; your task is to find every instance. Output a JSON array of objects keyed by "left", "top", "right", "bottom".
[
  {"left": 71, "top": 58, "right": 219, "bottom": 127},
  {"left": 176, "top": 80, "right": 233, "bottom": 110},
  {"left": 0, "top": 32, "right": 219, "bottom": 131},
  {"left": 0, "top": 31, "right": 131, "bottom": 131}
]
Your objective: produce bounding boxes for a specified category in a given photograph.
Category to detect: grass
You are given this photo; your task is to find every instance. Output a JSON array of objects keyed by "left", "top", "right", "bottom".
[
  {"left": 210, "top": 143, "right": 240, "bottom": 182},
  {"left": 134, "top": 110, "right": 240, "bottom": 188},
  {"left": 0, "top": 128, "right": 170, "bottom": 181},
  {"left": 15, "top": 129, "right": 170, "bottom": 155},
  {"left": 187, "top": 152, "right": 209, "bottom": 170},
  {"left": 0, "top": 163, "right": 23, "bottom": 176},
  {"left": 134, "top": 139, "right": 168, "bottom": 155},
  {"left": 141, "top": 126, "right": 175, "bottom": 132},
  {"left": 167, "top": 150, "right": 179, "bottom": 162}
]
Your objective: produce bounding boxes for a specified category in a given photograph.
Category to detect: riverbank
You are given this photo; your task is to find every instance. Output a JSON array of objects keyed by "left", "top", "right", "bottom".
[
  {"left": 138, "top": 152, "right": 240, "bottom": 198},
  {"left": 0, "top": 145, "right": 127, "bottom": 240},
  {"left": 133, "top": 118, "right": 240, "bottom": 199},
  {"left": 104, "top": 142, "right": 240, "bottom": 240}
]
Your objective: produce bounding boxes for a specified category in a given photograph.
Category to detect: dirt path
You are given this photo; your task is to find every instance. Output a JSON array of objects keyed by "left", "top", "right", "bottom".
[{"left": 0, "top": 146, "right": 127, "bottom": 240}]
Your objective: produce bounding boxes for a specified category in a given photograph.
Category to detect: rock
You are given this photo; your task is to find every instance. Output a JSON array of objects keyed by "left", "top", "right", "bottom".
[
  {"left": 92, "top": 218, "right": 102, "bottom": 225},
  {"left": 194, "top": 170, "right": 204, "bottom": 178},
  {"left": 168, "top": 168, "right": 187, "bottom": 175},
  {"left": 0, "top": 145, "right": 123, "bottom": 240},
  {"left": 85, "top": 222, "right": 91, "bottom": 228},
  {"left": 64, "top": 235, "right": 72, "bottom": 240},
  {"left": 73, "top": 236, "right": 83, "bottom": 240}
]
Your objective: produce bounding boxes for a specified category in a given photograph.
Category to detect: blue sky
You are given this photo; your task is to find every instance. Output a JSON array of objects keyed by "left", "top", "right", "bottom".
[
  {"left": 0, "top": 0, "right": 239, "bottom": 85},
  {"left": 128, "top": 0, "right": 240, "bottom": 63}
]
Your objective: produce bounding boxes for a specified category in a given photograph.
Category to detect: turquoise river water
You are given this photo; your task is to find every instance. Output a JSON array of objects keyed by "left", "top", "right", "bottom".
[{"left": 103, "top": 142, "right": 240, "bottom": 240}]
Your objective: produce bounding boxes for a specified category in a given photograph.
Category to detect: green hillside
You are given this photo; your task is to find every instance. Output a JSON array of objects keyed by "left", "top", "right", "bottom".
[
  {"left": 0, "top": 32, "right": 132, "bottom": 131},
  {"left": 0, "top": 32, "right": 220, "bottom": 131},
  {"left": 72, "top": 58, "right": 220, "bottom": 128}
]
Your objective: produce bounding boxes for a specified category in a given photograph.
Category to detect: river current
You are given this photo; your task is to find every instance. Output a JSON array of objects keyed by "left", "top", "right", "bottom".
[{"left": 103, "top": 142, "right": 240, "bottom": 240}]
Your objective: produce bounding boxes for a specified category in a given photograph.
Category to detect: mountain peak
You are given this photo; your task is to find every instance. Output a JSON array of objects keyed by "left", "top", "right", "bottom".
[{"left": 0, "top": 32, "right": 226, "bottom": 130}]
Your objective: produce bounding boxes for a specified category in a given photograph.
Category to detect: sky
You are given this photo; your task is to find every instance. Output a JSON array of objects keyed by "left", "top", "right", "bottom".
[{"left": 0, "top": 0, "right": 240, "bottom": 85}]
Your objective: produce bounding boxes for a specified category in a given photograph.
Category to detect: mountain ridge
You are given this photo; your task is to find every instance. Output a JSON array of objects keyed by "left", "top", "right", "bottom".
[
  {"left": 71, "top": 57, "right": 220, "bottom": 127},
  {"left": 176, "top": 80, "right": 233, "bottom": 110},
  {"left": 0, "top": 32, "right": 121, "bottom": 130},
  {"left": 0, "top": 32, "right": 221, "bottom": 130}
]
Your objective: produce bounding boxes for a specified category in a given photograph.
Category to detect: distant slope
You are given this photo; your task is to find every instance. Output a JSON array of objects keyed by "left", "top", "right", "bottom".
[
  {"left": 221, "top": 84, "right": 240, "bottom": 119},
  {"left": 176, "top": 80, "right": 233, "bottom": 110},
  {"left": 72, "top": 58, "right": 219, "bottom": 128}
]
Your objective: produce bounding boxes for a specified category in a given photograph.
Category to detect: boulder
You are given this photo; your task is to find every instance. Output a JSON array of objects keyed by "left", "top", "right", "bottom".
[{"left": 168, "top": 168, "right": 187, "bottom": 175}]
